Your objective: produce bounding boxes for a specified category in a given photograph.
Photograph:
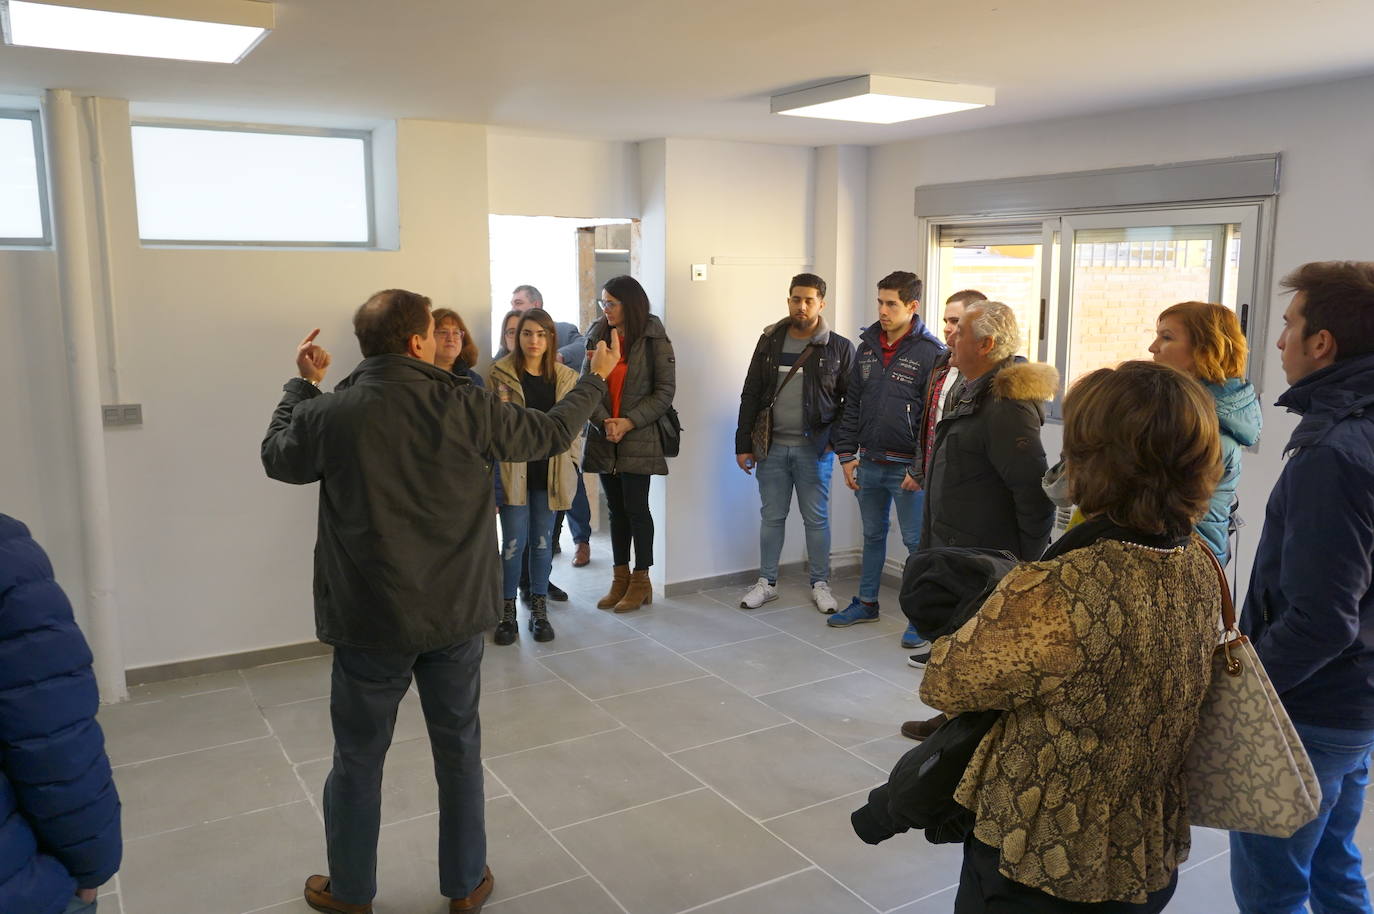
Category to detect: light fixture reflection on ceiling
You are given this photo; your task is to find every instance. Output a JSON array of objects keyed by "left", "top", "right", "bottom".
[
  {"left": 771, "top": 75, "right": 994, "bottom": 125},
  {"left": 0, "top": 0, "right": 273, "bottom": 63}
]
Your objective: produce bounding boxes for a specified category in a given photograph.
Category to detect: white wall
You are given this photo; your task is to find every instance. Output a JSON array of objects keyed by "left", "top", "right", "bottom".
[
  {"left": 487, "top": 130, "right": 639, "bottom": 218},
  {"left": 4, "top": 110, "right": 494, "bottom": 671},
  {"left": 652, "top": 138, "right": 821, "bottom": 586},
  {"left": 866, "top": 72, "right": 1374, "bottom": 595}
]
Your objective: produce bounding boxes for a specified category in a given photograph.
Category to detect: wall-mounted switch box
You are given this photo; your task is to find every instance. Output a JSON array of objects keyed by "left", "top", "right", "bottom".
[
  {"left": 102, "top": 404, "right": 143, "bottom": 427},
  {"left": 691, "top": 263, "right": 708, "bottom": 281}
]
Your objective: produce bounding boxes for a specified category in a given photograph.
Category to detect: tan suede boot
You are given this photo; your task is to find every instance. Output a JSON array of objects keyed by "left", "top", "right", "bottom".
[
  {"left": 597, "top": 564, "right": 630, "bottom": 609},
  {"left": 614, "top": 569, "right": 653, "bottom": 613}
]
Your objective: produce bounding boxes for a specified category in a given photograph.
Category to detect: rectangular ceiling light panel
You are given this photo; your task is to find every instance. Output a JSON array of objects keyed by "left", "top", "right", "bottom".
[
  {"left": 772, "top": 75, "right": 994, "bottom": 125},
  {"left": 1, "top": 0, "right": 272, "bottom": 63}
]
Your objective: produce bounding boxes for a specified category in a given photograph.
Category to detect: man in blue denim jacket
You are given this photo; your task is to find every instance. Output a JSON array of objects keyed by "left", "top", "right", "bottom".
[
  {"left": 829, "top": 271, "right": 945, "bottom": 640},
  {"left": 1231, "top": 261, "right": 1374, "bottom": 914}
]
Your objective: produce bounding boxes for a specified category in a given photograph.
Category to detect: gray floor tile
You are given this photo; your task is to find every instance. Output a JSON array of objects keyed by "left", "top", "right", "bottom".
[
  {"left": 295, "top": 735, "right": 505, "bottom": 826},
  {"left": 486, "top": 727, "right": 700, "bottom": 829},
  {"left": 849, "top": 733, "right": 918, "bottom": 772},
  {"left": 126, "top": 670, "right": 246, "bottom": 702},
  {"left": 596, "top": 674, "right": 787, "bottom": 754},
  {"left": 753, "top": 602, "right": 906, "bottom": 647},
  {"left": 535, "top": 637, "right": 707, "bottom": 700},
  {"left": 480, "top": 875, "right": 621, "bottom": 913},
  {"left": 555, "top": 790, "right": 806, "bottom": 914},
  {"left": 480, "top": 679, "right": 619, "bottom": 758},
  {"left": 1171, "top": 853, "right": 1240, "bottom": 913},
  {"left": 759, "top": 670, "right": 930, "bottom": 747},
  {"left": 692, "top": 867, "right": 873, "bottom": 914},
  {"left": 100, "top": 685, "right": 269, "bottom": 766},
  {"left": 889, "top": 884, "right": 959, "bottom": 913},
  {"left": 264, "top": 689, "right": 428, "bottom": 764},
  {"left": 616, "top": 593, "right": 778, "bottom": 653},
  {"left": 480, "top": 641, "right": 560, "bottom": 693},
  {"left": 828, "top": 631, "right": 925, "bottom": 691},
  {"left": 114, "top": 735, "right": 304, "bottom": 839},
  {"left": 686, "top": 632, "right": 859, "bottom": 697},
  {"left": 242, "top": 655, "right": 334, "bottom": 708},
  {"left": 120, "top": 801, "right": 325, "bottom": 914},
  {"left": 672, "top": 723, "right": 885, "bottom": 821},
  {"left": 767, "top": 790, "right": 962, "bottom": 911},
  {"left": 525, "top": 604, "right": 642, "bottom": 656}
]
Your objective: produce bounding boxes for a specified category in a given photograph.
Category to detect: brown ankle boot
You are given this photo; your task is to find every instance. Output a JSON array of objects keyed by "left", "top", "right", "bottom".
[
  {"left": 597, "top": 564, "right": 630, "bottom": 609},
  {"left": 614, "top": 569, "right": 653, "bottom": 613}
]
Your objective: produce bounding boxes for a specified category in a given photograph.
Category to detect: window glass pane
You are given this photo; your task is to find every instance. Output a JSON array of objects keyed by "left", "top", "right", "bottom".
[
  {"left": 1065, "top": 223, "right": 1239, "bottom": 387},
  {"left": 0, "top": 116, "right": 44, "bottom": 239},
  {"left": 937, "top": 239, "right": 1041, "bottom": 357},
  {"left": 131, "top": 126, "right": 370, "bottom": 243}
]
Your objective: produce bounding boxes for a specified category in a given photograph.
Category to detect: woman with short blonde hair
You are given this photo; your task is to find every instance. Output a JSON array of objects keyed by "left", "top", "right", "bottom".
[{"left": 922, "top": 361, "right": 1224, "bottom": 913}]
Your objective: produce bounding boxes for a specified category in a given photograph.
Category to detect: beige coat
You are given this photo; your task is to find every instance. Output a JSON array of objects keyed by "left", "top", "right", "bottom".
[{"left": 487, "top": 357, "right": 583, "bottom": 510}]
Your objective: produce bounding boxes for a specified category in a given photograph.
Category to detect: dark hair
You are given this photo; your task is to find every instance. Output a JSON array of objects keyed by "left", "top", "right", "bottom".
[
  {"left": 1280, "top": 261, "right": 1374, "bottom": 360},
  {"left": 496, "top": 308, "right": 522, "bottom": 357},
  {"left": 1063, "top": 361, "right": 1221, "bottom": 539},
  {"left": 601, "top": 274, "right": 650, "bottom": 349},
  {"left": 431, "top": 307, "right": 479, "bottom": 368},
  {"left": 515, "top": 308, "right": 559, "bottom": 383},
  {"left": 789, "top": 273, "right": 827, "bottom": 299},
  {"left": 353, "top": 289, "right": 432, "bottom": 358},
  {"left": 946, "top": 289, "right": 988, "bottom": 306},
  {"left": 878, "top": 271, "right": 922, "bottom": 304},
  {"left": 512, "top": 284, "right": 543, "bottom": 306}
]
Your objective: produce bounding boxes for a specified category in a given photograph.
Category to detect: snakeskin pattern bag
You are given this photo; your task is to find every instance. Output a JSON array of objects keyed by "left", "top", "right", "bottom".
[{"left": 1184, "top": 548, "right": 1320, "bottom": 837}]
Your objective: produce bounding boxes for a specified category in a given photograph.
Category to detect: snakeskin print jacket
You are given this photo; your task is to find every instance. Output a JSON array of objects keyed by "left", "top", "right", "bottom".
[{"left": 921, "top": 537, "right": 1219, "bottom": 904}]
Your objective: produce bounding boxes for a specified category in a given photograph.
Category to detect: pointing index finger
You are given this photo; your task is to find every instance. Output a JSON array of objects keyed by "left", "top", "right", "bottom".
[{"left": 300, "top": 328, "right": 321, "bottom": 347}]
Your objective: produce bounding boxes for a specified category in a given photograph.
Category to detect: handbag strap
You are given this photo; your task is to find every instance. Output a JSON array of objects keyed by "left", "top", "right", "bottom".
[
  {"left": 764, "top": 344, "right": 818, "bottom": 408},
  {"left": 1201, "top": 542, "right": 1237, "bottom": 633}
]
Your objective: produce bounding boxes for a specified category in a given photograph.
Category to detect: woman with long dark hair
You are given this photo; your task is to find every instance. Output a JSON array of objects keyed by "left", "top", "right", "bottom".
[
  {"left": 581, "top": 275, "right": 676, "bottom": 612},
  {"left": 487, "top": 308, "right": 583, "bottom": 644}
]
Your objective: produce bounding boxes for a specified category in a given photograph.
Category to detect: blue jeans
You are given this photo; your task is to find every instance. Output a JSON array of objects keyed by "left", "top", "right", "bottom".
[
  {"left": 567, "top": 473, "right": 591, "bottom": 545},
  {"left": 756, "top": 445, "right": 834, "bottom": 585},
  {"left": 854, "top": 458, "right": 923, "bottom": 602},
  {"left": 499, "top": 488, "right": 554, "bottom": 599},
  {"left": 324, "top": 639, "right": 487, "bottom": 904},
  {"left": 1231, "top": 721, "right": 1374, "bottom": 914}
]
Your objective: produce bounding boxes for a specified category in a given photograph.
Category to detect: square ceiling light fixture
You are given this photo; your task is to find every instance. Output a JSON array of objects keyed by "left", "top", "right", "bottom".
[
  {"left": 1, "top": 0, "right": 273, "bottom": 63},
  {"left": 772, "top": 75, "right": 994, "bottom": 125}
]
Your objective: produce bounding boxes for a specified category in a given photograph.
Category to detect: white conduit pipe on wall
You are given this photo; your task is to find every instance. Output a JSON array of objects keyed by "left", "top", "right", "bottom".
[{"left": 42, "top": 88, "right": 128, "bottom": 702}]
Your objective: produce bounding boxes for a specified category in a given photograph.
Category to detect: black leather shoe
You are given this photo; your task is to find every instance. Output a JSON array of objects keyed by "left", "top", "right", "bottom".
[
  {"left": 547, "top": 582, "right": 568, "bottom": 602},
  {"left": 494, "top": 599, "right": 518, "bottom": 646},
  {"left": 528, "top": 595, "right": 555, "bottom": 642}
]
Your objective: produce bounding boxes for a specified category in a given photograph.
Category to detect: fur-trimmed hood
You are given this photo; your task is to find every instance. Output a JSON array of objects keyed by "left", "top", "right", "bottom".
[{"left": 991, "top": 359, "right": 1059, "bottom": 402}]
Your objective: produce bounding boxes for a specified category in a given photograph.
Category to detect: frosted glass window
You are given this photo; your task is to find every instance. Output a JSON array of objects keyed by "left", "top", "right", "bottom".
[
  {"left": 0, "top": 115, "right": 46, "bottom": 241},
  {"left": 131, "top": 125, "right": 371, "bottom": 244}
]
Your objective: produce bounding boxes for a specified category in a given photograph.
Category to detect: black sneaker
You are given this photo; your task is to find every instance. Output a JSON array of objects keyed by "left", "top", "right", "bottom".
[
  {"left": 907, "top": 650, "right": 931, "bottom": 669},
  {"left": 547, "top": 582, "right": 569, "bottom": 602}
]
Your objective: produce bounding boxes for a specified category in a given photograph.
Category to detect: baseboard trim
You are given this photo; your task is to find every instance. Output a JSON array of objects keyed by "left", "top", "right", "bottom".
[
  {"left": 125, "top": 640, "right": 332, "bottom": 687},
  {"left": 664, "top": 552, "right": 862, "bottom": 598}
]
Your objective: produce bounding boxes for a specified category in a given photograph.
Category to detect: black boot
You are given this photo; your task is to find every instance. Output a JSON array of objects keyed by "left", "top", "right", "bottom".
[
  {"left": 547, "top": 581, "right": 569, "bottom": 602},
  {"left": 494, "top": 598, "right": 518, "bottom": 646},
  {"left": 529, "top": 594, "right": 555, "bottom": 642}
]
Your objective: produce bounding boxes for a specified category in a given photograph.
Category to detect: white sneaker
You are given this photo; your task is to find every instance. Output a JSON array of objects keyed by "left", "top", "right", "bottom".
[
  {"left": 812, "top": 580, "right": 838, "bottom": 614},
  {"left": 740, "top": 578, "right": 778, "bottom": 609}
]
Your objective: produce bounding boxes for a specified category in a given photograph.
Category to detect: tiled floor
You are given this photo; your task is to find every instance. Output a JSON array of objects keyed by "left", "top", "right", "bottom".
[{"left": 99, "top": 549, "right": 1374, "bottom": 914}]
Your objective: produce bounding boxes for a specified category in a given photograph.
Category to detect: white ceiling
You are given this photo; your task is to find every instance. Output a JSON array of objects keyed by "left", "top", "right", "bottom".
[{"left": 2, "top": 0, "right": 1373, "bottom": 144}]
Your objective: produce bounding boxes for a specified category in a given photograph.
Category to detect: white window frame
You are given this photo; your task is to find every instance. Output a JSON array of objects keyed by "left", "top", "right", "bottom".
[
  {"left": 131, "top": 119, "right": 377, "bottom": 248},
  {"left": 919, "top": 185, "right": 1278, "bottom": 410},
  {"left": 0, "top": 107, "right": 52, "bottom": 247}
]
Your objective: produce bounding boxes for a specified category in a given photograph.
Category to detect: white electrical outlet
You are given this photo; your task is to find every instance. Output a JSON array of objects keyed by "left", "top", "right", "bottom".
[{"left": 691, "top": 264, "right": 708, "bottom": 281}]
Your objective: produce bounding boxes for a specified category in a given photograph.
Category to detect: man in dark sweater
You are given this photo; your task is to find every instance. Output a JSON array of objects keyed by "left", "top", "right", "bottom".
[
  {"left": 262, "top": 289, "right": 617, "bottom": 914},
  {"left": 1231, "top": 262, "right": 1374, "bottom": 914}
]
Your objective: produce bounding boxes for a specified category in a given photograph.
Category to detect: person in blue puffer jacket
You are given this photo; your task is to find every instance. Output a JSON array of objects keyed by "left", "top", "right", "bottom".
[
  {"left": 0, "top": 514, "right": 121, "bottom": 914},
  {"left": 1148, "top": 300, "right": 1261, "bottom": 565}
]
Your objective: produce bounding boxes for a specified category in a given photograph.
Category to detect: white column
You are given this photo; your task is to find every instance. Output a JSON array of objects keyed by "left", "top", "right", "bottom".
[{"left": 42, "top": 88, "right": 127, "bottom": 702}]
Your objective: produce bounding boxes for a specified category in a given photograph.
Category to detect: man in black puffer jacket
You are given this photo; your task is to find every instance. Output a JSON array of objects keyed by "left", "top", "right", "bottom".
[{"left": 262, "top": 289, "right": 617, "bottom": 914}]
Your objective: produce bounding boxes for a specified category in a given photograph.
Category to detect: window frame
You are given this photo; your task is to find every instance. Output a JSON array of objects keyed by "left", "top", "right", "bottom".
[
  {"left": 130, "top": 118, "right": 377, "bottom": 249},
  {"left": 919, "top": 196, "right": 1278, "bottom": 411},
  {"left": 0, "top": 107, "right": 52, "bottom": 247}
]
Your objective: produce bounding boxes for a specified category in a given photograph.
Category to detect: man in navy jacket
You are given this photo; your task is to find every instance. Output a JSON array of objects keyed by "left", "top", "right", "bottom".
[
  {"left": 0, "top": 514, "right": 121, "bottom": 914},
  {"left": 829, "top": 271, "right": 945, "bottom": 638},
  {"left": 1232, "top": 262, "right": 1374, "bottom": 914}
]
